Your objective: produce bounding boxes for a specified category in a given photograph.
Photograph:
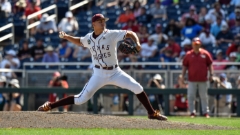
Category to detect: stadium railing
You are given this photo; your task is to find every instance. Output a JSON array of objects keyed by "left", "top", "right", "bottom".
[
  {"left": 26, "top": 4, "right": 58, "bottom": 38},
  {"left": 0, "top": 23, "right": 14, "bottom": 44},
  {"left": 0, "top": 87, "right": 239, "bottom": 117},
  {"left": 69, "top": 0, "right": 93, "bottom": 11}
]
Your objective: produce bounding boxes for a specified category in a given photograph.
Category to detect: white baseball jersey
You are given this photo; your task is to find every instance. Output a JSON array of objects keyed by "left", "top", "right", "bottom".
[
  {"left": 80, "top": 29, "right": 126, "bottom": 67},
  {"left": 73, "top": 29, "right": 143, "bottom": 106}
]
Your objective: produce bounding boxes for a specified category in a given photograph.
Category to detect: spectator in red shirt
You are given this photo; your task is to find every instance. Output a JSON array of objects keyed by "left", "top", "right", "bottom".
[
  {"left": 115, "top": 7, "right": 135, "bottom": 25},
  {"left": 160, "top": 37, "right": 181, "bottom": 58},
  {"left": 122, "top": 19, "right": 139, "bottom": 32},
  {"left": 24, "top": 0, "right": 41, "bottom": 20},
  {"left": 174, "top": 74, "right": 188, "bottom": 113},
  {"left": 48, "top": 72, "right": 69, "bottom": 111},
  {"left": 182, "top": 37, "right": 214, "bottom": 118},
  {"left": 226, "top": 36, "right": 240, "bottom": 56},
  {"left": 137, "top": 25, "right": 149, "bottom": 44}
]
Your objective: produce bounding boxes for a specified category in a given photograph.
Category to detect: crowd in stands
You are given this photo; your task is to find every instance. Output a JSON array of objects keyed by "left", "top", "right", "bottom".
[{"left": 0, "top": 0, "right": 240, "bottom": 71}]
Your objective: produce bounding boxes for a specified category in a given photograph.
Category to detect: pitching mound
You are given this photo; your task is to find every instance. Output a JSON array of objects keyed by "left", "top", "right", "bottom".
[{"left": 0, "top": 112, "right": 231, "bottom": 129}]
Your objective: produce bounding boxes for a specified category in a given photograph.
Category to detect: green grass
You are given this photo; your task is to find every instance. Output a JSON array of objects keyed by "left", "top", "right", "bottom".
[
  {"left": 1, "top": 117, "right": 240, "bottom": 135},
  {"left": 0, "top": 128, "right": 239, "bottom": 135},
  {"left": 131, "top": 116, "right": 240, "bottom": 128}
]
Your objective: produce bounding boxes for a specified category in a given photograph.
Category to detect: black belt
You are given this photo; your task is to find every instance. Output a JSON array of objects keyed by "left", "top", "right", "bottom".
[{"left": 95, "top": 64, "right": 118, "bottom": 70}]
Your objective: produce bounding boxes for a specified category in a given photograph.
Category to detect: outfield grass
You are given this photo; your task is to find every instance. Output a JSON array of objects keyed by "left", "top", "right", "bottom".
[{"left": 1, "top": 116, "right": 239, "bottom": 135}]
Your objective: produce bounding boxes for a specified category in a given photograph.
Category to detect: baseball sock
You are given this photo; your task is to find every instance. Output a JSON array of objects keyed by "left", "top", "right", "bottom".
[
  {"left": 50, "top": 95, "right": 74, "bottom": 109},
  {"left": 136, "top": 91, "right": 155, "bottom": 115}
]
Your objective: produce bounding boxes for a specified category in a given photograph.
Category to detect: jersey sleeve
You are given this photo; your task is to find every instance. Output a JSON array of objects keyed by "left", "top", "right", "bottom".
[
  {"left": 205, "top": 51, "right": 213, "bottom": 66},
  {"left": 80, "top": 34, "right": 90, "bottom": 47},
  {"left": 110, "top": 30, "right": 127, "bottom": 42}
]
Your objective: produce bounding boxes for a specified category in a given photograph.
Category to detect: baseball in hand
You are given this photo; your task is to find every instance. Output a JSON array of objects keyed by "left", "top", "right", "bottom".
[{"left": 59, "top": 31, "right": 66, "bottom": 38}]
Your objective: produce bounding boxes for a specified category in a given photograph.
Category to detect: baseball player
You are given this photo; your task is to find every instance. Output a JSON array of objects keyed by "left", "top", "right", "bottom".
[{"left": 37, "top": 14, "right": 167, "bottom": 121}]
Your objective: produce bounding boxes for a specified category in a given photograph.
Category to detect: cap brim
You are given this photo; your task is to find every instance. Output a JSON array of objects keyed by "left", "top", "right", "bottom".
[{"left": 94, "top": 18, "right": 109, "bottom": 22}]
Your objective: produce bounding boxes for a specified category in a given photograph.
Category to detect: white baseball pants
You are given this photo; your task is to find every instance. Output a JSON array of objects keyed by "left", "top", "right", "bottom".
[{"left": 74, "top": 66, "right": 143, "bottom": 105}]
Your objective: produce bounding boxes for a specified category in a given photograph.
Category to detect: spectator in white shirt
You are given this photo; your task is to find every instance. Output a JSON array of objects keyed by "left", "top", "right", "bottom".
[
  {"left": 207, "top": 2, "right": 225, "bottom": 23},
  {"left": 140, "top": 37, "right": 158, "bottom": 58},
  {"left": 199, "top": 29, "right": 216, "bottom": 46},
  {"left": 36, "top": 13, "right": 57, "bottom": 34},
  {"left": 149, "top": 24, "right": 168, "bottom": 45},
  {"left": 1, "top": 50, "right": 20, "bottom": 69},
  {"left": 1, "top": 0, "right": 11, "bottom": 13},
  {"left": 58, "top": 11, "right": 79, "bottom": 35}
]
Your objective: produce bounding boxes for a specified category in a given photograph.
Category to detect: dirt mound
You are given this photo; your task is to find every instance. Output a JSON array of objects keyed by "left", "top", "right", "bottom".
[{"left": 0, "top": 112, "right": 231, "bottom": 129}]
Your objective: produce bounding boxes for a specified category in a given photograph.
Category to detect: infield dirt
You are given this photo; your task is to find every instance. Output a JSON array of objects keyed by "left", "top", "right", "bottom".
[{"left": 0, "top": 112, "right": 232, "bottom": 129}]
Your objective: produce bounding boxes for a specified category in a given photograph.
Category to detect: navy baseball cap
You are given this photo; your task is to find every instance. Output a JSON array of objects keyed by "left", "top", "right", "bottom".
[{"left": 92, "top": 14, "right": 109, "bottom": 22}]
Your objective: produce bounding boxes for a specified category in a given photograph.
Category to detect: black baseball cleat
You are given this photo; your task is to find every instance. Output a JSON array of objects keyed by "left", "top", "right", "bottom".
[
  {"left": 148, "top": 110, "right": 168, "bottom": 121},
  {"left": 37, "top": 101, "right": 52, "bottom": 111}
]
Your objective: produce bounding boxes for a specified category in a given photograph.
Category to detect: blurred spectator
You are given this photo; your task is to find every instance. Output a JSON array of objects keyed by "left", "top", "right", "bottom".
[
  {"left": 58, "top": 11, "right": 79, "bottom": 35},
  {"left": 24, "top": 0, "right": 41, "bottom": 20},
  {"left": 136, "top": 7, "right": 152, "bottom": 24},
  {"left": 231, "top": 0, "right": 240, "bottom": 6},
  {"left": 17, "top": 40, "right": 31, "bottom": 60},
  {"left": 207, "top": 2, "right": 225, "bottom": 23},
  {"left": 1, "top": 50, "right": 20, "bottom": 69},
  {"left": 226, "top": 36, "right": 240, "bottom": 56},
  {"left": 231, "top": 16, "right": 240, "bottom": 37},
  {"left": 210, "top": 15, "right": 227, "bottom": 37},
  {"left": 198, "top": 7, "right": 208, "bottom": 26},
  {"left": 132, "top": 0, "right": 141, "bottom": 17},
  {"left": 56, "top": 39, "right": 72, "bottom": 59},
  {"left": 150, "top": 0, "right": 167, "bottom": 20},
  {"left": 13, "top": 0, "right": 26, "bottom": 15},
  {"left": 73, "top": 46, "right": 91, "bottom": 60},
  {"left": 228, "top": 6, "right": 240, "bottom": 25},
  {"left": 42, "top": 46, "right": 59, "bottom": 63},
  {"left": 115, "top": 7, "right": 135, "bottom": 25},
  {"left": 236, "top": 45, "right": 240, "bottom": 62},
  {"left": 1, "top": 63, "right": 17, "bottom": 80},
  {"left": 181, "top": 5, "right": 199, "bottom": 26},
  {"left": 181, "top": 18, "right": 202, "bottom": 40},
  {"left": 136, "top": 25, "right": 149, "bottom": 44},
  {"left": 140, "top": 37, "right": 158, "bottom": 58},
  {"left": 36, "top": 13, "right": 57, "bottom": 35},
  {"left": 164, "top": 19, "right": 181, "bottom": 38},
  {"left": 214, "top": 73, "right": 232, "bottom": 117},
  {"left": 149, "top": 24, "right": 168, "bottom": 45},
  {"left": 199, "top": 29, "right": 216, "bottom": 46},
  {"left": 160, "top": 38, "right": 181, "bottom": 58},
  {"left": 0, "top": 0, "right": 11, "bottom": 18},
  {"left": 147, "top": 74, "right": 165, "bottom": 111},
  {"left": 174, "top": 74, "right": 188, "bottom": 113},
  {"left": 225, "top": 52, "right": 239, "bottom": 70},
  {"left": 237, "top": 76, "right": 240, "bottom": 88},
  {"left": 216, "top": 23, "right": 233, "bottom": 46},
  {"left": 160, "top": 49, "right": 175, "bottom": 66},
  {"left": 213, "top": 50, "right": 228, "bottom": 70},
  {"left": 122, "top": 19, "right": 139, "bottom": 32},
  {"left": 181, "top": 38, "right": 192, "bottom": 53},
  {"left": 48, "top": 71, "right": 69, "bottom": 111},
  {"left": 31, "top": 38, "right": 45, "bottom": 60},
  {"left": 161, "top": 0, "right": 177, "bottom": 6},
  {"left": 3, "top": 79, "right": 22, "bottom": 111}
]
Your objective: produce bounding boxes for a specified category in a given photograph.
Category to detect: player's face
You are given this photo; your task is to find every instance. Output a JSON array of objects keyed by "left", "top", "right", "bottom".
[{"left": 93, "top": 19, "right": 106, "bottom": 31}]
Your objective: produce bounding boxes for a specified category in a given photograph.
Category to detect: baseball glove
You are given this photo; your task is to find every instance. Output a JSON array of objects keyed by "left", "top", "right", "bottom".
[{"left": 118, "top": 39, "right": 139, "bottom": 55}]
